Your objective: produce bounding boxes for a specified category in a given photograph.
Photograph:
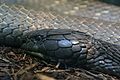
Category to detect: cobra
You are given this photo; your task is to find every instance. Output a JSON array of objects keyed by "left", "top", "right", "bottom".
[{"left": 0, "top": 2, "right": 120, "bottom": 77}]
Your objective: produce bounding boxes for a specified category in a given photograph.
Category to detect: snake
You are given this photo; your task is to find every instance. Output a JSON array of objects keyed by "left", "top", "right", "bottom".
[{"left": 0, "top": 0, "right": 120, "bottom": 77}]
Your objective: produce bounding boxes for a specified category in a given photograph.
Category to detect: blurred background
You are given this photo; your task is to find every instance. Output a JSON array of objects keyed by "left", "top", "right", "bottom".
[
  {"left": 0, "top": 0, "right": 120, "bottom": 21},
  {"left": 0, "top": 0, "right": 120, "bottom": 14},
  {"left": 0, "top": 0, "right": 120, "bottom": 10},
  {"left": 0, "top": 0, "right": 120, "bottom": 22}
]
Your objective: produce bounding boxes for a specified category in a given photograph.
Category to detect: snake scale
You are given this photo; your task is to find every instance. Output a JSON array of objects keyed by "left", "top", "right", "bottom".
[{"left": 0, "top": 0, "right": 120, "bottom": 77}]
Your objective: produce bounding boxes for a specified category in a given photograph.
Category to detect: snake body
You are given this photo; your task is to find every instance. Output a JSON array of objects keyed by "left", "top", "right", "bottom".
[{"left": 0, "top": 1, "right": 120, "bottom": 77}]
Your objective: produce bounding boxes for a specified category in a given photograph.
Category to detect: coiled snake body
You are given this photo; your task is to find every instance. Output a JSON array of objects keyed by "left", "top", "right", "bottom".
[{"left": 0, "top": 1, "right": 120, "bottom": 77}]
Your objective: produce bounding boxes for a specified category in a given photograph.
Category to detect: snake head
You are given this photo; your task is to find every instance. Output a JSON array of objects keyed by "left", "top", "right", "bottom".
[{"left": 21, "top": 29, "right": 93, "bottom": 65}]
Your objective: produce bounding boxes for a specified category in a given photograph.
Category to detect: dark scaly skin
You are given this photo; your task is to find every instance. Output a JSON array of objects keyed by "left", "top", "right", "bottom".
[
  {"left": 12, "top": 29, "right": 120, "bottom": 77},
  {"left": 0, "top": 4, "right": 120, "bottom": 77}
]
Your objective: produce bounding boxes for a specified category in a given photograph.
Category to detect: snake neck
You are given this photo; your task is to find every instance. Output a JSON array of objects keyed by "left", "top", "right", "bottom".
[
  {"left": 89, "top": 39, "right": 120, "bottom": 64},
  {"left": 85, "top": 39, "right": 120, "bottom": 76}
]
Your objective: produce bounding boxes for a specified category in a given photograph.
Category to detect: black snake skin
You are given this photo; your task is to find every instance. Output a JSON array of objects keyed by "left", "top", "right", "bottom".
[
  {"left": 0, "top": 3, "right": 120, "bottom": 77},
  {"left": 22, "top": 29, "right": 120, "bottom": 77}
]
